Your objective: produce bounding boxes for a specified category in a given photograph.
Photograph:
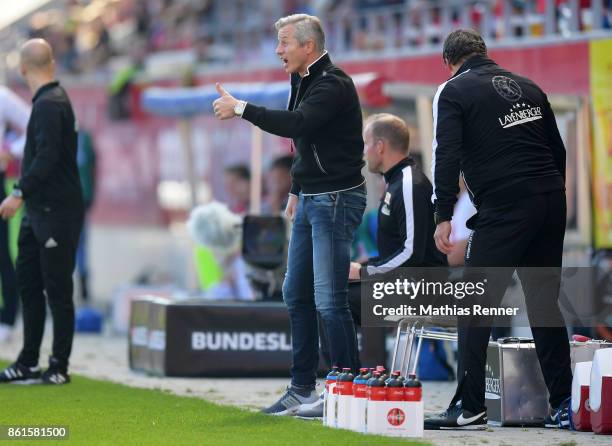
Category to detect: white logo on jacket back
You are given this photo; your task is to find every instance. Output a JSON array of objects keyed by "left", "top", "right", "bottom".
[
  {"left": 498, "top": 102, "right": 542, "bottom": 129},
  {"left": 492, "top": 75, "right": 523, "bottom": 102}
]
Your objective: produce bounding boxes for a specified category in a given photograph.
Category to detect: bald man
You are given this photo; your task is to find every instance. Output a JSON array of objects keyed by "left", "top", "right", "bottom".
[{"left": 0, "top": 39, "right": 83, "bottom": 385}]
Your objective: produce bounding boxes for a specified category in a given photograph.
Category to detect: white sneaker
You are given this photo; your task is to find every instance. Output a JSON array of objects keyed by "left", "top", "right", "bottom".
[
  {"left": 0, "top": 324, "right": 13, "bottom": 343},
  {"left": 296, "top": 392, "right": 324, "bottom": 419},
  {"left": 261, "top": 387, "right": 319, "bottom": 416}
]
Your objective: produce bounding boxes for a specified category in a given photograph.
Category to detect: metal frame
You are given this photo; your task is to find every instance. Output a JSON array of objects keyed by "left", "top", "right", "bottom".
[{"left": 390, "top": 318, "right": 457, "bottom": 377}]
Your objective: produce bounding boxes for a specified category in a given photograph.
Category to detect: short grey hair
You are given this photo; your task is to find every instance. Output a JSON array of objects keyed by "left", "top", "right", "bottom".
[{"left": 275, "top": 14, "right": 325, "bottom": 53}]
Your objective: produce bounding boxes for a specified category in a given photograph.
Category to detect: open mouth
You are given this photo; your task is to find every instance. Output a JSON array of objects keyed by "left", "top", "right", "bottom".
[{"left": 281, "top": 58, "right": 288, "bottom": 68}]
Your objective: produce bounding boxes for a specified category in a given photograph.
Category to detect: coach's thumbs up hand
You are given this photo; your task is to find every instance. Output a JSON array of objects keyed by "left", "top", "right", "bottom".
[
  {"left": 216, "top": 83, "right": 230, "bottom": 97},
  {"left": 212, "top": 83, "right": 238, "bottom": 120}
]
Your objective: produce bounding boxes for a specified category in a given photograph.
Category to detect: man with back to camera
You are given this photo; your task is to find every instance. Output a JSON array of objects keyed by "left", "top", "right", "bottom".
[
  {"left": 425, "top": 29, "right": 572, "bottom": 429},
  {"left": 0, "top": 39, "right": 84, "bottom": 385},
  {"left": 212, "top": 14, "right": 366, "bottom": 415}
]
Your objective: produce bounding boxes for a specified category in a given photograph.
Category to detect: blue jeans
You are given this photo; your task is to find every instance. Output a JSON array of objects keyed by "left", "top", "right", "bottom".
[{"left": 283, "top": 188, "right": 366, "bottom": 387}]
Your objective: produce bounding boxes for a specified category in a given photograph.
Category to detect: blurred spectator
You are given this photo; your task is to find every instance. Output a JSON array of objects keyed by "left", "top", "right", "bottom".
[
  {"left": 90, "top": 17, "right": 113, "bottom": 67},
  {"left": 76, "top": 129, "right": 97, "bottom": 303},
  {"left": 352, "top": 208, "right": 378, "bottom": 262},
  {"left": 107, "top": 39, "right": 146, "bottom": 120},
  {"left": 263, "top": 155, "right": 293, "bottom": 215},
  {"left": 0, "top": 87, "right": 30, "bottom": 343},
  {"left": 2, "top": 0, "right": 607, "bottom": 80},
  {"left": 223, "top": 164, "right": 250, "bottom": 214}
]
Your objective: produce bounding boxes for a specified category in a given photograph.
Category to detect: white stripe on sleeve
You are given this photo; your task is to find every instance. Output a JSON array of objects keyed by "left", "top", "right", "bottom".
[
  {"left": 366, "top": 166, "right": 414, "bottom": 275},
  {"left": 430, "top": 69, "right": 471, "bottom": 204}
]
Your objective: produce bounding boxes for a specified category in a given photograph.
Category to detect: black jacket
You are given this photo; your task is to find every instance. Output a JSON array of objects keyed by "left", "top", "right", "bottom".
[
  {"left": 18, "top": 81, "right": 83, "bottom": 218},
  {"left": 361, "top": 158, "right": 447, "bottom": 279},
  {"left": 241, "top": 52, "right": 365, "bottom": 195},
  {"left": 432, "top": 56, "right": 566, "bottom": 221}
]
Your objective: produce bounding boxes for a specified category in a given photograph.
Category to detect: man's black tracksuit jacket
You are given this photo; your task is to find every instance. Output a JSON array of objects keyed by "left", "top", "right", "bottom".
[
  {"left": 361, "top": 157, "right": 447, "bottom": 280},
  {"left": 16, "top": 81, "right": 83, "bottom": 371},
  {"left": 431, "top": 56, "right": 571, "bottom": 413}
]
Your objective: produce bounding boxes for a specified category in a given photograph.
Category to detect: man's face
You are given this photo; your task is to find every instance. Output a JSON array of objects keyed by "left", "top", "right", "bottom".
[
  {"left": 276, "top": 25, "right": 309, "bottom": 74},
  {"left": 266, "top": 167, "right": 291, "bottom": 196},
  {"left": 224, "top": 173, "right": 250, "bottom": 203},
  {"left": 363, "top": 125, "right": 382, "bottom": 174}
]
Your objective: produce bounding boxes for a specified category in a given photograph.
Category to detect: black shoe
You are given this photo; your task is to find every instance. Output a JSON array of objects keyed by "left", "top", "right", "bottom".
[
  {"left": 424, "top": 402, "right": 487, "bottom": 430},
  {"left": 0, "top": 362, "right": 42, "bottom": 384},
  {"left": 41, "top": 367, "right": 71, "bottom": 385},
  {"left": 41, "top": 358, "right": 70, "bottom": 385},
  {"left": 544, "top": 396, "right": 570, "bottom": 429}
]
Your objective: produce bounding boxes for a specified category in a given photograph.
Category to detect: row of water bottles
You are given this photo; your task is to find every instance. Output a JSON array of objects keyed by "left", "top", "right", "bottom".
[{"left": 323, "top": 365, "right": 424, "bottom": 437}]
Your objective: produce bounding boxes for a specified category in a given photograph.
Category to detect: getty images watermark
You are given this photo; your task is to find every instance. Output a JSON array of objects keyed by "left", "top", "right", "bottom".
[
  {"left": 369, "top": 276, "right": 517, "bottom": 318},
  {"left": 360, "top": 267, "right": 609, "bottom": 328}
]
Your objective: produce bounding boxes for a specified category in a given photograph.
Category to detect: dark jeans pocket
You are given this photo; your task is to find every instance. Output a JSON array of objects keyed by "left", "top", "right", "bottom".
[
  {"left": 309, "top": 193, "right": 336, "bottom": 206},
  {"left": 340, "top": 196, "right": 366, "bottom": 241},
  {"left": 341, "top": 190, "right": 367, "bottom": 210}
]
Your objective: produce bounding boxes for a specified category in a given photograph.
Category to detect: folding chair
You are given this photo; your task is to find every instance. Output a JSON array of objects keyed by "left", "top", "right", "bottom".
[{"left": 388, "top": 316, "right": 458, "bottom": 377}]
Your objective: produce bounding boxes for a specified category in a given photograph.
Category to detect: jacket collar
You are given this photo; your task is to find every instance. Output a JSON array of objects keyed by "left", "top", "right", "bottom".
[
  {"left": 32, "top": 81, "right": 59, "bottom": 103},
  {"left": 290, "top": 51, "right": 331, "bottom": 86},
  {"left": 383, "top": 157, "right": 413, "bottom": 183},
  {"left": 303, "top": 51, "right": 330, "bottom": 77},
  {"left": 453, "top": 55, "right": 496, "bottom": 78}
]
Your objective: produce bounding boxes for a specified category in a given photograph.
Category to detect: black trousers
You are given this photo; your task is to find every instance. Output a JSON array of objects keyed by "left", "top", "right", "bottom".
[
  {"left": 454, "top": 190, "right": 572, "bottom": 413},
  {"left": 0, "top": 173, "right": 18, "bottom": 326},
  {"left": 16, "top": 213, "right": 82, "bottom": 370}
]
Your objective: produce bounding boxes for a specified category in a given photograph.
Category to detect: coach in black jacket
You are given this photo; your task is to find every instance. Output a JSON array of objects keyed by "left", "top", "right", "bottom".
[
  {"left": 349, "top": 113, "right": 447, "bottom": 281},
  {"left": 425, "top": 29, "right": 572, "bottom": 430},
  {"left": 0, "top": 39, "right": 83, "bottom": 386},
  {"left": 213, "top": 14, "right": 366, "bottom": 416}
]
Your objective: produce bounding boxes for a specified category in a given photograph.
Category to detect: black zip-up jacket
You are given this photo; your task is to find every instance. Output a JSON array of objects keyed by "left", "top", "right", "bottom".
[
  {"left": 361, "top": 158, "right": 447, "bottom": 279},
  {"left": 241, "top": 52, "right": 365, "bottom": 195},
  {"left": 432, "top": 56, "right": 566, "bottom": 221},
  {"left": 17, "top": 81, "right": 83, "bottom": 218}
]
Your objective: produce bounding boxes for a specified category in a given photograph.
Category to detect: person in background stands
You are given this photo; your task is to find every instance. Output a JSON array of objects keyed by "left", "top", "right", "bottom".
[
  {"left": 0, "top": 86, "right": 30, "bottom": 342},
  {"left": 263, "top": 155, "right": 293, "bottom": 215},
  {"left": 223, "top": 164, "right": 251, "bottom": 215},
  {"left": 75, "top": 128, "right": 96, "bottom": 302}
]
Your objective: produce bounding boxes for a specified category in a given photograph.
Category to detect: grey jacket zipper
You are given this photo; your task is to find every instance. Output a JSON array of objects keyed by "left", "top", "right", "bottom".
[{"left": 311, "top": 144, "right": 328, "bottom": 174}]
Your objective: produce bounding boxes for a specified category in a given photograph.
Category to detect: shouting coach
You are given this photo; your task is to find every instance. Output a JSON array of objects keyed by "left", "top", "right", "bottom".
[{"left": 213, "top": 14, "right": 366, "bottom": 415}]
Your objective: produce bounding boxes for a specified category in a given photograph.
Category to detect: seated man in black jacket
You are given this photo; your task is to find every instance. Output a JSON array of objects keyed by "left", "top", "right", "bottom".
[
  {"left": 350, "top": 113, "right": 447, "bottom": 281},
  {"left": 213, "top": 14, "right": 366, "bottom": 415},
  {"left": 295, "top": 113, "right": 448, "bottom": 418}
]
